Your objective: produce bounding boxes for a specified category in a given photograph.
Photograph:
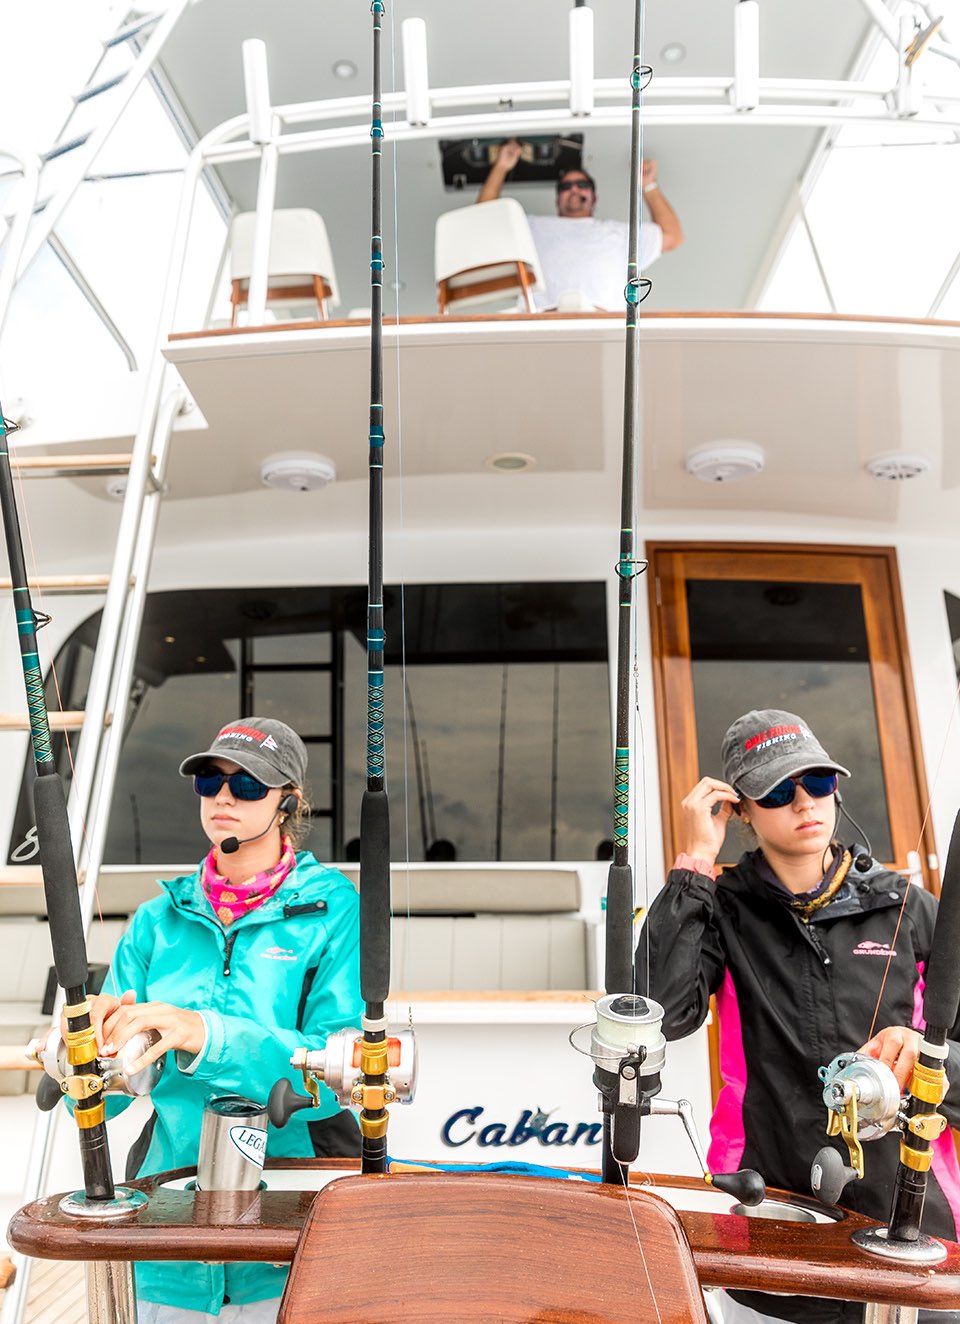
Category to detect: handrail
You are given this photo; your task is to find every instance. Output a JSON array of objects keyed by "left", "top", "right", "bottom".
[{"left": 0, "top": 149, "right": 40, "bottom": 345}]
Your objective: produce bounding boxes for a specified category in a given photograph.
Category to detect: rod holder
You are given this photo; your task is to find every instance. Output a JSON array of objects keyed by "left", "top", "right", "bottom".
[
  {"left": 242, "top": 39, "right": 273, "bottom": 145},
  {"left": 569, "top": 6, "right": 595, "bottom": 117},
  {"left": 734, "top": 0, "right": 760, "bottom": 111},
  {"left": 402, "top": 18, "right": 431, "bottom": 127}
]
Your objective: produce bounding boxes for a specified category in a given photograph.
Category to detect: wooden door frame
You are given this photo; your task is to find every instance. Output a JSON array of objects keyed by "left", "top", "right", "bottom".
[{"left": 647, "top": 541, "right": 939, "bottom": 891}]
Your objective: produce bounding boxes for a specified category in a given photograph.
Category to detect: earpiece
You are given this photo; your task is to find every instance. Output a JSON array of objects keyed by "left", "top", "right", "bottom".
[
  {"left": 221, "top": 791, "right": 301, "bottom": 854},
  {"left": 835, "top": 789, "right": 874, "bottom": 872}
]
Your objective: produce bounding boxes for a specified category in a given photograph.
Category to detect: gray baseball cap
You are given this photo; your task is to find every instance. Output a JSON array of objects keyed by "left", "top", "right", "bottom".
[
  {"left": 720, "top": 709, "right": 849, "bottom": 800},
  {"left": 179, "top": 717, "right": 307, "bottom": 787}
]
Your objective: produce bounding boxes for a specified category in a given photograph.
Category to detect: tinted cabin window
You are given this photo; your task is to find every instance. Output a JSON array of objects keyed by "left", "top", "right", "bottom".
[
  {"left": 686, "top": 578, "right": 891, "bottom": 862},
  {"left": 9, "top": 583, "right": 611, "bottom": 865}
]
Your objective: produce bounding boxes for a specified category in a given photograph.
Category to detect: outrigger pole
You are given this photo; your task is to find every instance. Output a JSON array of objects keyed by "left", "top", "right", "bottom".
[
  {"left": 356, "top": 0, "right": 392, "bottom": 1176},
  {"left": 0, "top": 408, "right": 115, "bottom": 1202}
]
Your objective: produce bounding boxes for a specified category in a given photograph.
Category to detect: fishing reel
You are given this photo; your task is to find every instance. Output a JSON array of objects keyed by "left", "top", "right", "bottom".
[
  {"left": 571, "top": 994, "right": 765, "bottom": 1204},
  {"left": 28, "top": 1026, "right": 164, "bottom": 1111},
  {"left": 810, "top": 1052, "right": 908, "bottom": 1205},
  {"left": 269, "top": 1026, "right": 418, "bottom": 1127}
]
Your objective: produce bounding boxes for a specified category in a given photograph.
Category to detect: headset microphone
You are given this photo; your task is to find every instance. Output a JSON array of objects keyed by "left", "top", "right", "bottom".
[
  {"left": 835, "top": 789, "right": 874, "bottom": 873},
  {"left": 220, "top": 793, "right": 300, "bottom": 856}
]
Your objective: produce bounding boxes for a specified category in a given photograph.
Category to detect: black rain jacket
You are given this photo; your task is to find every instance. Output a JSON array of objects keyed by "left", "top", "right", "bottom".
[{"left": 636, "top": 847, "right": 960, "bottom": 1324}]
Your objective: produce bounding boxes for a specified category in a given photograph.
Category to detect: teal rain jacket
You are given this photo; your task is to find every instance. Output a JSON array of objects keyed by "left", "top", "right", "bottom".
[{"left": 98, "top": 851, "right": 362, "bottom": 1315}]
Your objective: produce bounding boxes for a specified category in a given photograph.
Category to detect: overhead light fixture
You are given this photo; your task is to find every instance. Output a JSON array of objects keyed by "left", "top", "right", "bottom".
[
  {"left": 486, "top": 452, "right": 537, "bottom": 472},
  {"left": 569, "top": 5, "right": 595, "bottom": 117},
  {"left": 402, "top": 18, "right": 431, "bottom": 126},
  {"left": 685, "top": 442, "right": 764, "bottom": 483},
  {"left": 261, "top": 452, "right": 336, "bottom": 492},
  {"left": 332, "top": 59, "right": 358, "bottom": 80},
  {"left": 865, "top": 452, "right": 931, "bottom": 481},
  {"left": 660, "top": 42, "right": 687, "bottom": 64}
]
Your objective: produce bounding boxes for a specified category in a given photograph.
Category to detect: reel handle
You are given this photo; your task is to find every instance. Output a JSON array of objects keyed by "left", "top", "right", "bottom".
[
  {"left": 811, "top": 1145, "right": 858, "bottom": 1206},
  {"left": 267, "top": 1078, "right": 315, "bottom": 1129},
  {"left": 35, "top": 1073, "right": 63, "bottom": 1113},
  {"left": 711, "top": 1168, "right": 766, "bottom": 1206}
]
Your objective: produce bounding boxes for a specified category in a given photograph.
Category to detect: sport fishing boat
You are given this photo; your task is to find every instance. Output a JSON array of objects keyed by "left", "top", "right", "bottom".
[{"left": 1, "top": 0, "right": 960, "bottom": 1320}]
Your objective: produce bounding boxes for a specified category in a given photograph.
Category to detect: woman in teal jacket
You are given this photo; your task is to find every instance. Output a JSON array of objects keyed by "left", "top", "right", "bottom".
[{"left": 87, "top": 716, "right": 363, "bottom": 1323}]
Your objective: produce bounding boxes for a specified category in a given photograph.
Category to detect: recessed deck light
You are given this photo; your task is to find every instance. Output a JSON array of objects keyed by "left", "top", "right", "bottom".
[
  {"left": 332, "top": 59, "right": 358, "bottom": 80},
  {"left": 486, "top": 452, "right": 537, "bottom": 472},
  {"left": 685, "top": 442, "right": 764, "bottom": 483},
  {"left": 660, "top": 43, "right": 687, "bottom": 64}
]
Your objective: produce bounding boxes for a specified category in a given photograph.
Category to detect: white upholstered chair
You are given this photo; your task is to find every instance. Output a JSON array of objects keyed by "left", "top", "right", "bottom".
[
  {"left": 228, "top": 208, "right": 340, "bottom": 325},
  {"left": 434, "top": 198, "right": 544, "bottom": 314}
]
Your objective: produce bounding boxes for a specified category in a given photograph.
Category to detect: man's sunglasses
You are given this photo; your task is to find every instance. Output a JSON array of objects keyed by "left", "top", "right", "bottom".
[
  {"left": 557, "top": 178, "right": 595, "bottom": 193},
  {"left": 754, "top": 772, "right": 838, "bottom": 810},
  {"left": 193, "top": 768, "right": 270, "bottom": 801}
]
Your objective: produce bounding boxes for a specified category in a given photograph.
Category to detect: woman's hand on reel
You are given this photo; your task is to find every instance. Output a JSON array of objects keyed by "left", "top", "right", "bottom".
[
  {"left": 857, "top": 1025, "right": 922, "bottom": 1091},
  {"left": 99, "top": 997, "right": 206, "bottom": 1072}
]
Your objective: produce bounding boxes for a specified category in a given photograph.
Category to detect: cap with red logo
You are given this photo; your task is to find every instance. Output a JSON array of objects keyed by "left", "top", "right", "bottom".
[
  {"left": 179, "top": 717, "right": 307, "bottom": 787},
  {"left": 720, "top": 708, "right": 849, "bottom": 800}
]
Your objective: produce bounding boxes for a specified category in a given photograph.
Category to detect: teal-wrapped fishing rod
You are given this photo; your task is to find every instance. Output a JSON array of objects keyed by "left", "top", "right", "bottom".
[
  {"left": 357, "top": 0, "right": 391, "bottom": 1175},
  {"left": 0, "top": 406, "right": 114, "bottom": 1200}
]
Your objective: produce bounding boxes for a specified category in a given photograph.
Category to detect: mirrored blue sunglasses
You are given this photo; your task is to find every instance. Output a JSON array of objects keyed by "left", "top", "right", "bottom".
[
  {"left": 755, "top": 771, "right": 838, "bottom": 810},
  {"left": 193, "top": 768, "right": 270, "bottom": 801}
]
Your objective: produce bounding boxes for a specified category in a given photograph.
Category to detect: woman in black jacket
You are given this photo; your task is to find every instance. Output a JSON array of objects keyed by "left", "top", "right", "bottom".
[{"left": 636, "top": 708, "right": 960, "bottom": 1324}]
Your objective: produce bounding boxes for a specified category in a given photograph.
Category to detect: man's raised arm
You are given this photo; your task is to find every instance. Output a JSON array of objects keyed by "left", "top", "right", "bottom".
[
  {"left": 478, "top": 138, "right": 524, "bottom": 203},
  {"left": 642, "top": 158, "right": 683, "bottom": 252}
]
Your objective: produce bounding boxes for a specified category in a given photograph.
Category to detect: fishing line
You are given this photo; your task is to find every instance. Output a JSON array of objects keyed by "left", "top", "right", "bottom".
[{"left": 387, "top": 0, "right": 414, "bottom": 1018}]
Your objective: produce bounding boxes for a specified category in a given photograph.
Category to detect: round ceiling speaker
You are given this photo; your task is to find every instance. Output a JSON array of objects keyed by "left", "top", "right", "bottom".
[
  {"left": 864, "top": 452, "right": 931, "bottom": 481},
  {"left": 685, "top": 442, "right": 765, "bottom": 484},
  {"left": 260, "top": 452, "right": 336, "bottom": 492}
]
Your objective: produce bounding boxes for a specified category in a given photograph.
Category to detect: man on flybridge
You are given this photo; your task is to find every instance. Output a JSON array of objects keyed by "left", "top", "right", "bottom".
[{"left": 479, "top": 137, "right": 683, "bottom": 311}]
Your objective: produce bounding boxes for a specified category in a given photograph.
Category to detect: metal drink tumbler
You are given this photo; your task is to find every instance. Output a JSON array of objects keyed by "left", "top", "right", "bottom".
[{"left": 196, "top": 1094, "right": 268, "bottom": 1191}]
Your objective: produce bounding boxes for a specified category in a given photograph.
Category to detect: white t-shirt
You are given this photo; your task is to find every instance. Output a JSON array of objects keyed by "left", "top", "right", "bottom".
[{"left": 526, "top": 215, "right": 663, "bottom": 311}]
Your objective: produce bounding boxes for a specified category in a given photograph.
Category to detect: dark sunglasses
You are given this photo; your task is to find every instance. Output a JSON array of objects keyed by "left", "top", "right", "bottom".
[
  {"left": 557, "top": 178, "right": 595, "bottom": 193},
  {"left": 193, "top": 768, "right": 269, "bottom": 801},
  {"left": 755, "top": 772, "right": 838, "bottom": 810}
]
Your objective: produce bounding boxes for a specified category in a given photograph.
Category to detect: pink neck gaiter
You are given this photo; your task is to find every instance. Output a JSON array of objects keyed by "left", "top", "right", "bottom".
[{"left": 201, "top": 837, "right": 296, "bottom": 926}]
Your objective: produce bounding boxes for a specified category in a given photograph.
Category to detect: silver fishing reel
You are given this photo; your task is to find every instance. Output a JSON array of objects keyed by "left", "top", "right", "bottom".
[
  {"left": 811, "top": 1052, "right": 902, "bottom": 1205},
  {"left": 29, "top": 1026, "right": 165, "bottom": 1099},
  {"left": 570, "top": 993, "right": 667, "bottom": 1079},
  {"left": 820, "top": 1052, "right": 902, "bottom": 1141},
  {"left": 293, "top": 1027, "right": 418, "bottom": 1107},
  {"left": 570, "top": 994, "right": 764, "bottom": 1202}
]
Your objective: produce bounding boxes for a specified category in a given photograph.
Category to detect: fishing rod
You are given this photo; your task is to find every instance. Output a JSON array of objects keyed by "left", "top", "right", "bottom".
[
  {"left": 594, "top": 0, "right": 653, "bottom": 1188},
  {"left": 269, "top": 0, "right": 416, "bottom": 1163},
  {"left": 0, "top": 406, "right": 115, "bottom": 1203},
  {"left": 356, "top": 0, "right": 392, "bottom": 1177},
  {"left": 813, "top": 807, "right": 960, "bottom": 1267},
  {"left": 573, "top": 5, "right": 766, "bottom": 1204}
]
